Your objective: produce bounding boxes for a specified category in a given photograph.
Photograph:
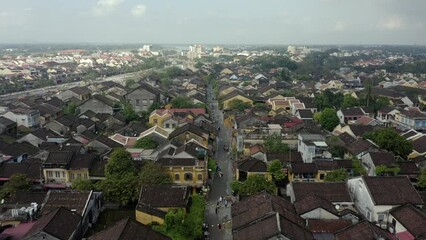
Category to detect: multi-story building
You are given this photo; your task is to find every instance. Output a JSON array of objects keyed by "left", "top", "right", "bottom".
[
  {"left": 297, "top": 134, "right": 330, "bottom": 163},
  {"left": 1, "top": 107, "right": 40, "bottom": 128}
]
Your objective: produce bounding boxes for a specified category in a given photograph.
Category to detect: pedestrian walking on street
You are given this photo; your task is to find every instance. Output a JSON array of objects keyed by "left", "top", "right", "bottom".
[
  {"left": 215, "top": 207, "right": 218, "bottom": 214},
  {"left": 218, "top": 223, "right": 222, "bottom": 230},
  {"left": 219, "top": 196, "right": 223, "bottom": 203}
]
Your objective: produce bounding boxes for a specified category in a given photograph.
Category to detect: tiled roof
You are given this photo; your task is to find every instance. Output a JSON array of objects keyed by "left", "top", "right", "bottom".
[
  {"left": 88, "top": 217, "right": 171, "bottom": 240},
  {"left": 335, "top": 221, "right": 391, "bottom": 240},
  {"left": 45, "top": 151, "right": 73, "bottom": 165},
  {"left": 368, "top": 152, "right": 396, "bottom": 167},
  {"left": 294, "top": 195, "right": 338, "bottom": 216},
  {"left": 291, "top": 182, "right": 352, "bottom": 203},
  {"left": 412, "top": 136, "right": 426, "bottom": 154},
  {"left": 156, "top": 158, "right": 196, "bottom": 167},
  {"left": 237, "top": 158, "right": 267, "bottom": 172},
  {"left": 363, "top": 176, "right": 423, "bottom": 205},
  {"left": 390, "top": 204, "right": 426, "bottom": 239},
  {"left": 290, "top": 162, "right": 318, "bottom": 174},
  {"left": 137, "top": 185, "right": 190, "bottom": 210},
  {"left": 308, "top": 219, "right": 352, "bottom": 233},
  {"left": 25, "top": 207, "right": 81, "bottom": 240},
  {"left": 41, "top": 190, "right": 92, "bottom": 216}
]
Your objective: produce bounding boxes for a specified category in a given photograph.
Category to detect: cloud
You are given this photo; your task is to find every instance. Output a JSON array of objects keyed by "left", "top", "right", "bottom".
[
  {"left": 93, "top": 0, "right": 124, "bottom": 16},
  {"left": 334, "top": 21, "right": 346, "bottom": 31},
  {"left": 131, "top": 5, "right": 146, "bottom": 17},
  {"left": 377, "top": 16, "right": 404, "bottom": 30}
]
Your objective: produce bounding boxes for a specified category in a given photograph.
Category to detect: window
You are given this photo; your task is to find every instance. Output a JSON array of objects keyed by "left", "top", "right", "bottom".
[
  {"left": 62, "top": 172, "right": 65, "bottom": 178},
  {"left": 154, "top": 119, "right": 158, "bottom": 124},
  {"left": 77, "top": 173, "right": 81, "bottom": 178},
  {"left": 55, "top": 171, "right": 60, "bottom": 178},
  {"left": 175, "top": 174, "right": 180, "bottom": 181},
  {"left": 320, "top": 174, "right": 325, "bottom": 180},
  {"left": 136, "top": 99, "right": 140, "bottom": 106},
  {"left": 197, "top": 174, "right": 203, "bottom": 181},
  {"left": 70, "top": 173, "right": 75, "bottom": 180},
  {"left": 47, "top": 171, "right": 53, "bottom": 178},
  {"left": 184, "top": 173, "right": 193, "bottom": 181},
  {"left": 166, "top": 123, "right": 170, "bottom": 128},
  {"left": 83, "top": 173, "right": 88, "bottom": 179},
  {"left": 378, "top": 214, "right": 385, "bottom": 222}
]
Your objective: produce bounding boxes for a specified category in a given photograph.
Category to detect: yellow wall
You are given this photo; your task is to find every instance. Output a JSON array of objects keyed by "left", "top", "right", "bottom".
[
  {"left": 136, "top": 210, "right": 164, "bottom": 225},
  {"left": 168, "top": 166, "right": 207, "bottom": 188},
  {"left": 149, "top": 112, "right": 171, "bottom": 127},
  {"left": 173, "top": 132, "right": 208, "bottom": 148},
  {"left": 44, "top": 168, "right": 90, "bottom": 185},
  {"left": 223, "top": 95, "right": 253, "bottom": 110}
]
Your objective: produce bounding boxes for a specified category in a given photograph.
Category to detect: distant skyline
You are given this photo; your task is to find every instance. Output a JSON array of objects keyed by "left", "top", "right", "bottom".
[{"left": 1, "top": 0, "right": 426, "bottom": 45}]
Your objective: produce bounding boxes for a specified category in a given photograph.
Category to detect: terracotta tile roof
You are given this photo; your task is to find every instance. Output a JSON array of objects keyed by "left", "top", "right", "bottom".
[
  {"left": 390, "top": 204, "right": 426, "bottom": 239},
  {"left": 237, "top": 158, "right": 267, "bottom": 172},
  {"left": 290, "top": 162, "right": 318, "bottom": 174},
  {"left": 25, "top": 207, "right": 81, "bottom": 240},
  {"left": 41, "top": 190, "right": 92, "bottom": 216},
  {"left": 368, "top": 152, "right": 396, "bottom": 167},
  {"left": 137, "top": 185, "right": 190, "bottom": 210},
  {"left": 291, "top": 182, "right": 352, "bottom": 203},
  {"left": 249, "top": 144, "right": 265, "bottom": 155},
  {"left": 363, "top": 176, "right": 423, "bottom": 205},
  {"left": 335, "top": 221, "right": 391, "bottom": 240},
  {"left": 308, "top": 219, "right": 352, "bottom": 233},
  {"left": 412, "top": 136, "right": 426, "bottom": 154},
  {"left": 338, "top": 132, "right": 356, "bottom": 145},
  {"left": 88, "top": 217, "right": 171, "bottom": 240},
  {"left": 340, "top": 107, "right": 365, "bottom": 116},
  {"left": 232, "top": 192, "right": 312, "bottom": 240},
  {"left": 267, "top": 152, "right": 303, "bottom": 164},
  {"left": 398, "top": 161, "right": 420, "bottom": 175},
  {"left": 347, "top": 139, "right": 374, "bottom": 156},
  {"left": 294, "top": 195, "right": 338, "bottom": 216}
]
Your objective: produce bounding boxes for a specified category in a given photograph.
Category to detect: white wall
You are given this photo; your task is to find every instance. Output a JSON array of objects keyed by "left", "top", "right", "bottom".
[{"left": 300, "top": 208, "right": 339, "bottom": 220}]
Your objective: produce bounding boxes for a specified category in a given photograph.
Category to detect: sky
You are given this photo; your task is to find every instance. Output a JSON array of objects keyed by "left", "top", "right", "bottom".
[{"left": 1, "top": 0, "right": 426, "bottom": 45}]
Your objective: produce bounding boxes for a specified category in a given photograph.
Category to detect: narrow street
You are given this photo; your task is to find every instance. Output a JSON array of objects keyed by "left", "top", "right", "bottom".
[{"left": 204, "top": 83, "right": 233, "bottom": 240}]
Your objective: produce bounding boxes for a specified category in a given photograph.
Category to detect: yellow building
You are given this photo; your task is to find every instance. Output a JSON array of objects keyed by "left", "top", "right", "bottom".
[
  {"left": 168, "top": 123, "right": 209, "bottom": 148},
  {"left": 135, "top": 185, "right": 190, "bottom": 225},
  {"left": 222, "top": 91, "right": 253, "bottom": 110},
  {"left": 235, "top": 158, "right": 271, "bottom": 181},
  {"left": 43, "top": 151, "right": 99, "bottom": 187}
]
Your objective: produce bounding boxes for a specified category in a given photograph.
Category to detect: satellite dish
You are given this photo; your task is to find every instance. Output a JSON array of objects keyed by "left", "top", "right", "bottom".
[{"left": 335, "top": 205, "right": 340, "bottom": 210}]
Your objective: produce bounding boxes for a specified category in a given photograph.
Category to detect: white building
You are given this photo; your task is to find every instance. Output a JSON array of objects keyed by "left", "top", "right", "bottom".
[
  {"left": 347, "top": 176, "right": 423, "bottom": 224},
  {"left": 297, "top": 134, "right": 330, "bottom": 163},
  {"left": 2, "top": 108, "right": 40, "bottom": 128}
]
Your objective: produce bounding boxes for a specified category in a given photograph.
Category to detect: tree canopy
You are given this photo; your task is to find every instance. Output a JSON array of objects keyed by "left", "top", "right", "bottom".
[
  {"left": 139, "top": 161, "right": 172, "bottom": 186},
  {"left": 324, "top": 168, "right": 349, "bottom": 182},
  {"left": 170, "top": 96, "right": 195, "bottom": 109},
  {"left": 268, "top": 160, "right": 286, "bottom": 181},
  {"left": 228, "top": 99, "right": 252, "bottom": 112},
  {"left": 317, "top": 108, "right": 340, "bottom": 131},
  {"left": 134, "top": 136, "right": 158, "bottom": 149},
  {"left": 0, "top": 174, "right": 31, "bottom": 199},
  {"left": 314, "top": 89, "right": 344, "bottom": 110},
  {"left": 123, "top": 101, "right": 140, "bottom": 121},
  {"left": 98, "top": 148, "right": 139, "bottom": 205},
  {"left": 363, "top": 128, "right": 413, "bottom": 157},
  {"left": 342, "top": 95, "right": 359, "bottom": 109},
  {"left": 71, "top": 178, "right": 95, "bottom": 191},
  {"left": 264, "top": 134, "right": 289, "bottom": 153},
  {"left": 231, "top": 175, "right": 275, "bottom": 195},
  {"left": 418, "top": 168, "right": 426, "bottom": 189}
]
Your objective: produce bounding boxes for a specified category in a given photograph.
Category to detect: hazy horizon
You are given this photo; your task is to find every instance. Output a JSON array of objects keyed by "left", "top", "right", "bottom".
[{"left": 1, "top": 0, "right": 426, "bottom": 45}]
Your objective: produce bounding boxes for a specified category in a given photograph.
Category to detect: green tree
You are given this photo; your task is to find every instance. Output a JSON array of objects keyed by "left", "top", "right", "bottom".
[
  {"left": 0, "top": 174, "right": 31, "bottom": 199},
  {"left": 375, "top": 165, "right": 400, "bottom": 176},
  {"left": 324, "top": 168, "right": 349, "bottom": 182},
  {"left": 98, "top": 148, "right": 139, "bottom": 205},
  {"left": 264, "top": 134, "right": 289, "bottom": 153},
  {"left": 170, "top": 96, "right": 194, "bottom": 109},
  {"left": 228, "top": 99, "right": 252, "bottom": 112},
  {"left": 63, "top": 102, "right": 78, "bottom": 115},
  {"left": 231, "top": 175, "right": 275, "bottom": 195},
  {"left": 319, "top": 108, "right": 340, "bottom": 131},
  {"left": 71, "top": 178, "right": 95, "bottom": 191},
  {"left": 418, "top": 168, "right": 426, "bottom": 189},
  {"left": 372, "top": 96, "right": 390, "bottom": 112},
  {"left": 364, "top": 82, "right": 373, "bottom": 107},
  {"left": 134, "top": 136, "right": 158, "bottom": 149},
  {"left": 342, "top": 95, "right": 359, "bottom": 108},
  {"left": 122, "top": 101, "right": 140, "bottom": 122},
  {"left": 139, "top": 161, "right": 172, "bottom": 186},
  {"left": 329, "top": 145, "right": 345, "bottom": 158},
  {"left": 125, "top": 79, "right": 136, "bottom": 88},
  {"left": 352, "top": 158, "right": 366, "bottom": 176},
  {"left": 268, "top": 160, "right": 286, "bottom": 181},
  {"left": 364, "top": 128, "right": 413, "bottom": 157}
]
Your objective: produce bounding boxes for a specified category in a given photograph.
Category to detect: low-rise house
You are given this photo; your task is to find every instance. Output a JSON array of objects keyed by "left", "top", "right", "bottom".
[
  {"left": 409, "top": 135, "right": 426, "bottom": 159},
  {"left": 17, "top": 128, "right": 64, "bottom": 147},
  {"left": 287, "top": 182, "right": 354, "bottom": 209},
  {"left": 288, "top": 162, "right": 318, "bottom": 182},
  {"left": 41, "top": 190, "right": 103, "bottom": 235},
  {"left": 235, "top": 157, "right": 269, "bottom": 181},
  {"left": 334, "top": 221, "right": 392, "bottom": 240},
  {"left": 135, "top": 185, "right": 190, "bottom": 225},
  {"left": 307, "top": 219, "right": 352, "bottom": 240},
  {"left": 298, "top": 134, "right": 330, "bottom": 163},
  {"left": 78, "top": 94, "right": 118, "bottom": 115},
  {"left": 168, "top": 123, "right": 209, "bottom": 148},
  {"left": 221, "top": 91, "right": 253, "bottom": 110},
  {"left": 337, "top": 107, "right": 368, "bottom": 124},
  {"left": 393, "top": 108, "right": 426, "bottom": 131},
  {"left": 0, "top": 158, "right": 42, "bottom": 184},
  {"left": 388, "top": 204, "right": 426, "bottom": 239},
  {"left": 2, "top": 107, "right": 40, "bottom": 128},
  {"left": 0, "top": 116, "right": 17, "bottom": 136},
  {"left": 86, "top": 135, "right": 122, "bottom": 154},
  {"left": 376, "top": 106, "right": 400, "bottom": 127},
  {"left": 361, "top": 152, "right": 398, "bottom": 176},
  {"left": 57, "top": 86, "right": 91, "bottom": 102},
  {"left": 125, "top": 83, "right": 164, "bottom": 112},
  {"left": 347, "top": 176, "right": 424, "bottom": 223},
  {"left": 0, "top": 141, "right": 39, "bottom": 163},
  {"left": 42, "top": 151, "right": 99, "bottom": 187},
  {"left": 232, "top": 192, "right": 313, "bottom": 240},
  {"left": 88, "top": 217, "right": 171, "bottom": 240},
  {"left": 23, "top": 207, "right": 82, "bottom": 240},
  {"left": 294, "top": 195, "right": 340, "bottom": 220},
  {"left": 295, "top": 109, "right": 314, "bottom": 122}
]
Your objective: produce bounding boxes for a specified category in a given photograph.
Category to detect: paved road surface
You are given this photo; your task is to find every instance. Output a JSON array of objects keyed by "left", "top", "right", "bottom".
[{"left": 204, "top": 83, "right": 233, "bottom": 240}]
